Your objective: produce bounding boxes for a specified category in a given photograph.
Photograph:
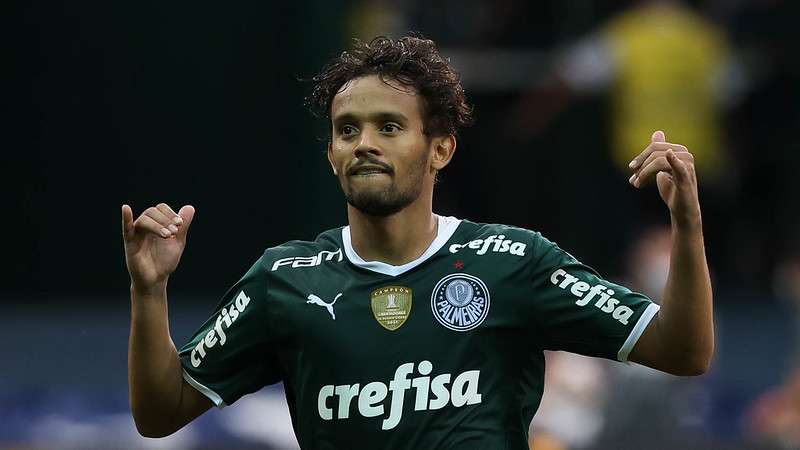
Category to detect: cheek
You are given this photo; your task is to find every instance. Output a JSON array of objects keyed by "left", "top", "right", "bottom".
[
  {"left": 396, "top": 153, "right": 431, "bottom": 183},
  {"left": 414, "top": 143, "right": 435, "bottom": 170},
  {"left": 330, "top": 145, "right": 349, "bottom": 165}
]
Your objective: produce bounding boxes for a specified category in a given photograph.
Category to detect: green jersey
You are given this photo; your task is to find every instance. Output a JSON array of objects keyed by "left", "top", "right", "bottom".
[{"left": 178, "top": 216, "right": 658, "bottom": 449}]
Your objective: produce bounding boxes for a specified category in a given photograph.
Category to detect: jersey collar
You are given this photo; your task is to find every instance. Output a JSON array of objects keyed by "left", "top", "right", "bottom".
[{"left": 341, "top": 215, "right": 462, "bottom": 277}]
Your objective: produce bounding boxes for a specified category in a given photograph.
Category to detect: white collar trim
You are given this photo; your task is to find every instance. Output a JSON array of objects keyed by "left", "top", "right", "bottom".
[{"left": 341, "top": 215, "right": 462, "bottom": 276}]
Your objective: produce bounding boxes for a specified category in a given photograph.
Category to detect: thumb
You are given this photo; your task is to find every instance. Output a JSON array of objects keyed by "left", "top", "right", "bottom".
[
  {"left": 176, "top": 205, "right": 196, "bottom": 242},
  {"left": 666, "top": 149, "right": 689, "bottom": 182},
  {"left": 121, "top": 204, "right": 134, "bottom": 242},
  {"left": 651, "top": 130, "right": 666, "bottom": 143}
]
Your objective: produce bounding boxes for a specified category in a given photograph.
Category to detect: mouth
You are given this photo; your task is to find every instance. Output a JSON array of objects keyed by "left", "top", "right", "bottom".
[{"left": 348, "top": 164, "right": 392, "bottom": 177}]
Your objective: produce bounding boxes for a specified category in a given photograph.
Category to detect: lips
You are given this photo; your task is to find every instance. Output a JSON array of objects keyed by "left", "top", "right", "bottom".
[{"left": 348, "top": 164, "right": 391, "bottom": 176}]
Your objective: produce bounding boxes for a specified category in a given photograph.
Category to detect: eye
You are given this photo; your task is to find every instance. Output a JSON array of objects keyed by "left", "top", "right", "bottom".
[
  {"left": 381, "top": 123, "right": 401, "bottom": 133},
  {"left": 339, "top": 125, "right": 357, "bottom": 137}
]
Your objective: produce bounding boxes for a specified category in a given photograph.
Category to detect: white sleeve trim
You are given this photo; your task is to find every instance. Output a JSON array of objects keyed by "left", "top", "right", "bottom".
[
  {"left": 617, "top": 303, "right": 660, "bottom": 363},
  {"left": 182, "top": 369, "right": 227, "bottom": 409}
]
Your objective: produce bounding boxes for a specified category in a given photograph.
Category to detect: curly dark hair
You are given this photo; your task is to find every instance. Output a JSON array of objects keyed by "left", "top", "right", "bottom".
[{"left": 307, "top": 35, "right": 474, "bottom": 137}]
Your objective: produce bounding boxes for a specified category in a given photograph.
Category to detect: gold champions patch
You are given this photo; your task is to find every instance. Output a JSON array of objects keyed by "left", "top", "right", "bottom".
[{"left": 370, "top": 286, "right": 412, "bottom": 331}]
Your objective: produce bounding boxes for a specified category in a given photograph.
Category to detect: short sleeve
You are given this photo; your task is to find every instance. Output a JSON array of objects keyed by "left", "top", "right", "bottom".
[
  {"left": 529, "top": 234, "right": 659, "bottom": 362},
  {"left": 178, "top": 255, "right": 281, "bottom": 407}
]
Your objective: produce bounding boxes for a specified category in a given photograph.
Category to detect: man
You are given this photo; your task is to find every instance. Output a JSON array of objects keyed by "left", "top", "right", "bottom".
[{"left": 122, "top": 36, "right": 713, "bottom": 449}]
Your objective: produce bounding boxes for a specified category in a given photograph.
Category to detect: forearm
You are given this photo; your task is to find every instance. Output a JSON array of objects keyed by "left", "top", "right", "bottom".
[
  {"left": 657, "top": 218, "right": 714, "bottom": 373},
  {"left": 128, "top": 283, "right": 184, "bottom": 435}
]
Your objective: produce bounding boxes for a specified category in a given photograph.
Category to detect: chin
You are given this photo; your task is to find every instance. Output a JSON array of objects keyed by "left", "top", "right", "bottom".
[{"left": 345, "top": 189, "right": 415, "bottom": 217}]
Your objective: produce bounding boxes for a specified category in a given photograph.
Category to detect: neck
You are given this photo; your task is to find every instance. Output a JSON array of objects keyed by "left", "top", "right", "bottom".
[{"left": 347, "top": 190, "right": 438, "bottom": 266}]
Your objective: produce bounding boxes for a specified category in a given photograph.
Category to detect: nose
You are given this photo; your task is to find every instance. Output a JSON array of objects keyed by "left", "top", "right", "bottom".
[{"left": 354, "top": 129, "right": 383, "bottom": 159}]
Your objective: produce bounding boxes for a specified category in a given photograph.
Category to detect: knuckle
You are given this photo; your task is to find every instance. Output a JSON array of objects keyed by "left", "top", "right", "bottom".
[
  {"left": 647, "top": 155, "right": 664, "bottom": 168},
  {"left": 145, "top": 209, "right": 166, "bottom": 225},
  {"left": 133, "top": 217, "right": 150, "bottom": 230}
]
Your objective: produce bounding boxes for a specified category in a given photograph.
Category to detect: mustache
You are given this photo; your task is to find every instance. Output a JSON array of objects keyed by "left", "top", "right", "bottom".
[{"left": 347, "top": 157, "right": 394, "bottom": 176}]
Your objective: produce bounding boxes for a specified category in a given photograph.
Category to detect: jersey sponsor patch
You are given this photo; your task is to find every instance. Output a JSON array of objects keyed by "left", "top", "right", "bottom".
[
  {"left": 550, "top": 269, "right": 635, "bottom": 325},
  {"left": 316, "top": 360, "right": 482, "bottom": 430},
  {"left": 431, "top": 274, "right": 490, "bottom": 331},
  {"left": 448, "top": 234, "right": 527, "bottom": 257},
  {"left": 270, "top": 248, "right": 343, "bottom": 271},
  {"left": 190, "top": 290, "right": 252, "bottom": 368},
  {"left": 371, "top": 286, "right": 412, "bottom": 331}
]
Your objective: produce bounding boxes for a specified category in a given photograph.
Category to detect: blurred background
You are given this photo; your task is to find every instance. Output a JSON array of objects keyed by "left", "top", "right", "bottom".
[{"left": 6, "top": 0, "right": 800, "bottom": 448}]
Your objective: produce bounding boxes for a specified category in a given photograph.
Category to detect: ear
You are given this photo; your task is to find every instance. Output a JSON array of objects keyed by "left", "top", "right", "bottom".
[
  {"left": 327, "top": 141, "right": 338, "bottom": 175},
  {"left": 430, "top": 134, "right": 456, "bottom": 171}
]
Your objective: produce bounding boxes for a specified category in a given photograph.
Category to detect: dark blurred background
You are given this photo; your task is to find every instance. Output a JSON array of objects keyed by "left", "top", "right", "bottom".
[{"left": 6, "top": 0, "right": 800, "bottom": 449}]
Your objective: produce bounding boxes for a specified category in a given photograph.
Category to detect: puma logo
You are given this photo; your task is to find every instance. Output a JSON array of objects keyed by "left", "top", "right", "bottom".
[{"left": 307, "top": 293, "right": 343, "bottom": 320}]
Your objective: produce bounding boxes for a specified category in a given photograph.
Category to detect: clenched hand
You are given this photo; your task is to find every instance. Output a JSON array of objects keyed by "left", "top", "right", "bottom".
[
  {"left": 628, "top": 130, "right": 702, "bottom": 230},
  {"left": 122, "top": 203, "right": 195, "bottom": 292}
]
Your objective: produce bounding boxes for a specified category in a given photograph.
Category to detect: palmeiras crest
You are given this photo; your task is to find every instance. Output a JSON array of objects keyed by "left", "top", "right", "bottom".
[{"left": 430, "top": 273, "right": 490, "bottom": 331}]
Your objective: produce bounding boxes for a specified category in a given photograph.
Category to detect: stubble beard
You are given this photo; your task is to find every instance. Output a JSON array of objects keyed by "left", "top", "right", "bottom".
[{"left": 343, "top": 152, "right": 429, "bottom": 217}]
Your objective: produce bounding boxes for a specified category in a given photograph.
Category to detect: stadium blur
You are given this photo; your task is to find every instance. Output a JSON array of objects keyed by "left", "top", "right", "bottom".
[{"left": 7, "top": 0, "right": 799, "bottom": 449}]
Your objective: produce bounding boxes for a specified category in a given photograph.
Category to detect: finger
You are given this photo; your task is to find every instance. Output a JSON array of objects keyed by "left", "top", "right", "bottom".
[
  {"left": 631, "top": 157, "right": 671, "bottom": 187},
  {"left": 156, "top": 203, "right": 183, "bottom": 226},
  {"left": 629, "top": 143, "right": 657, "bottom": 170},
  {"left": 651, "top": 130, "right": 666, "bottom": 143},
  {"left": 135, "top": 214, "right": 174, "bottom": 238},
  {"left": 122, "top": 204, "right": 134, "bottom": 241},
  {"left": 656, "top": 170, "right": 673, "bottom": 188},
  {"left": 665, "top": 143, "right": 688, "bottom": 153},
  {"left": 175, "top": 205, "right": 195, "bottom": 243},
  {"left": 666, "top": 150, "right": 690, "bottom": 183},
  {"left": 628, "top": 149, "right": 694, "bottom": 187},
  {"left": 636, "top": 151, "right": 665, "bottom": 176},
  {"left": 144, "top": 207, "right": 179, "bottom": 235},
  {"left": 629, "top": 142, "right": 688, "bottom": 170},
  {"left": 635, "top": 148, "right": 692, "bottom": 176}
]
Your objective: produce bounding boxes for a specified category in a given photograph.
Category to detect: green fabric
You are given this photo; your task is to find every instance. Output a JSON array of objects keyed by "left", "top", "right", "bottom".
[{"left": 179, "top": 219, "right": 655, "bottom": 449}]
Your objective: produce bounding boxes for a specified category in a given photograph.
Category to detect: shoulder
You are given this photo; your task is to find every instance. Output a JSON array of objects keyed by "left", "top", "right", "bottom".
[
  {"left": 448, "top": 219, "right": 582, "bottom": 268},
  {"left": 219, "top": 228, "right": 345, "bottom": 312},
  {"left": 448, "top": 219, "right": 547, "bottom": 260},
  {"left": 258, "top": 226, "right": 345, "bottom": 273}
]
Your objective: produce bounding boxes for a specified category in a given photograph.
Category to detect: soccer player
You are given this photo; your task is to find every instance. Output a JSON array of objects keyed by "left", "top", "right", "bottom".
[{"left": 122, "top": 36, "right": 713, "bottom": 448}]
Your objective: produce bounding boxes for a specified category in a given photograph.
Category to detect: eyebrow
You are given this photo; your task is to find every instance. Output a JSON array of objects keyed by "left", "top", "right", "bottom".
[{"left": 332, "top": 111, "right": 410, "bottom": 126}]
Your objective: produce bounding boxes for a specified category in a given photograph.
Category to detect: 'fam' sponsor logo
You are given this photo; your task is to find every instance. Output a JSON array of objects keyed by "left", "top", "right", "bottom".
[
  {"left": 271, "top": 249, "right": 343, "bottom": 271},
  {"left": 550, "top": 269, "right": 634, "bottom": 325}
]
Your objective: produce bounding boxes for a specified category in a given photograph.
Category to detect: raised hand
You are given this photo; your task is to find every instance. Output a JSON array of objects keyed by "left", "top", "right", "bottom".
[
  {"left": 122, "top": 203, "right": 195, "bottom": 292},
  {"left": 628, "top": 131, "right": 702, "bottom": 229}
]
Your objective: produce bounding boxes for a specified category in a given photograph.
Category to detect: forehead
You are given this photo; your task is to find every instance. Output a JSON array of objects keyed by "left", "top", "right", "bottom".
[{"left": 331, "top": 75, "right": 422, "bottom": 122}]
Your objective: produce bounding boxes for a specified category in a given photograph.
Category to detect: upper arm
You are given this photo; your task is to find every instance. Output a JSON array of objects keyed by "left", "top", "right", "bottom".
[
  {"left": 627, "top": 312, "right": 664, "bottom": 369},
  {"left": 173, "top": 378, "right": 214, "bottom": 431},
  {"left": 628, "top": 311, "right": 711, "bottom": 376},
  {"left": 132, "top": 371, "right": 213, "bottom": 438}
]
